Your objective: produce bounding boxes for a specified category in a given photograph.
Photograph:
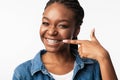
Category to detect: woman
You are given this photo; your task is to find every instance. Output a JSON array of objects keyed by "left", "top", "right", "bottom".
[{"left": 13, "top": 0, "right": 117, "bottom": 80}]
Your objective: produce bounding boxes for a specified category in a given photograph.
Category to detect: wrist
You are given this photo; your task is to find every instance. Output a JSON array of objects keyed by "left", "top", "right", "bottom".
[{"left": 97, "top": 51, "right": 110, "bottom": 63}]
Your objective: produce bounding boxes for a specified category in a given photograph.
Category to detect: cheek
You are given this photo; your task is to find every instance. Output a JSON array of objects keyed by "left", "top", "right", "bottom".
[
  {"left": 39, "top": 26, "right": 46, "bottom": 37},
  {"left": 59, "top": 30, "right": 74, "bottom": 39}
]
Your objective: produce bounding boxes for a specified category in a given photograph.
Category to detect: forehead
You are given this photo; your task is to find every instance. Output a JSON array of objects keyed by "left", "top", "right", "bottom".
[{"left": 43, "top": 2, "right": 75, "bottom": 21}]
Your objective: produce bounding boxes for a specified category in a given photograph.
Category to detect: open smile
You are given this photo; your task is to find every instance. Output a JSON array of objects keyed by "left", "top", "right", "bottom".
[
  {"left": 45, "top": 38, "right": 63, "bottom": 45},
  {"left": 47, "top": 38, "right": 62, "bottom": 44}
]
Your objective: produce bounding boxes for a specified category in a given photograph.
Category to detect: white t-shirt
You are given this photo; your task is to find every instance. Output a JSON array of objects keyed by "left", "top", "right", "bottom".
[{"left": 50, "top": 70, "right": 74, "bottom": 80}]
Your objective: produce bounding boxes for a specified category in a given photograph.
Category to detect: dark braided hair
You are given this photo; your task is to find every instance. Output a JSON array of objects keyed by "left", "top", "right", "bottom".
[{"left": 44, "top": 0, "right": 84, "bottom": 50}]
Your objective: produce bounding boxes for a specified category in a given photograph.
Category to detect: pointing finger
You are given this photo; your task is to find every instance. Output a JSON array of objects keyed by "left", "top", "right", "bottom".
[{"left": 63, "top": 39, "right": 82, "bottom": 45}]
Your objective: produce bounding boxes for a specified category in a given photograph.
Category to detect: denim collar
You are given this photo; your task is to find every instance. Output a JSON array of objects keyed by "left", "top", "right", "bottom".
[
  {"left": 30, "top": 49, "right": 94, "bottom": 76},
  {"left": 31, "top": 49, "right": 47, "bottom": 76}
]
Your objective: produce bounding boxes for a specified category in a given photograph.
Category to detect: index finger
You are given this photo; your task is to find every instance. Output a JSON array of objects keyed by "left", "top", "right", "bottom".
[{"left": 62, "top": 39, "right": 82, "bottom": 44}]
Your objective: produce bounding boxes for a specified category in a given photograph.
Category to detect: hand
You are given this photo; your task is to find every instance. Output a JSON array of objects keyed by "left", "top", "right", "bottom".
[{"left": 63, "top": 29, "right": 109, "bottom": 62}]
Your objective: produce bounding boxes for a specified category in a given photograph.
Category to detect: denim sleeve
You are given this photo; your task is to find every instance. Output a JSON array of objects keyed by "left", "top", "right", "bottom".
[{"left": 94, "top": 61, "right": 102, "bottom": 80}]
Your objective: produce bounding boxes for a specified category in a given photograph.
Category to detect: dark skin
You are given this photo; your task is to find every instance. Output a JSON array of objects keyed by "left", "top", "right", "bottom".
[
  {"left": 40, "top": 3, "right": 79, "bottom": 74},
  {"left": 40, "top": 2, "right": 117, "bottom": 79},
  {"left": 63, "top": 29, "right": 118, "bottom": 80}
]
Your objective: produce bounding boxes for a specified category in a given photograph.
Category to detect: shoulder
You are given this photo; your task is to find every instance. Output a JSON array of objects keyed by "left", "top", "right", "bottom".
[
  {"left": 13, "top": 49, "right": 47, "bottom": 78},
  {"left": 14, "top": 60, "right": 32, "bottom": 77},
  {"left": 12, "top": 59, "right": 33, "bottom": 80},
  {"left": 15, "top": 60, "right": 32, "bottom": 71}
]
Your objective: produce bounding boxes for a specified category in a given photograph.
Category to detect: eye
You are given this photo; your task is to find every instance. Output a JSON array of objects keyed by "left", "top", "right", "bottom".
[
  {"left": 58, "top": 25, "right": 69, "bottom": 29},
  {"left": 42, "top": 22, "right": 49, "bottom": 26}
]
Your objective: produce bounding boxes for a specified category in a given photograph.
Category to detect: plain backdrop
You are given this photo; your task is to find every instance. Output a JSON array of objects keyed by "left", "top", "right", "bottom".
[{"left": 0, "top": 0, "right": 120, "bottom": 80}]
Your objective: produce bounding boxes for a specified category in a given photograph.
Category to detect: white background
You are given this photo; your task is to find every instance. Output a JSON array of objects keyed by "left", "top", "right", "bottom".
[{"left": 0, "top": 0, "right": 120, "bottom": 80}]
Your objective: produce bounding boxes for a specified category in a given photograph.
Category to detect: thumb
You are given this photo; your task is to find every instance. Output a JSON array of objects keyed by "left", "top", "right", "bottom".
[{"left": 90, "top": 28, "right": 97, "bottom": 41}]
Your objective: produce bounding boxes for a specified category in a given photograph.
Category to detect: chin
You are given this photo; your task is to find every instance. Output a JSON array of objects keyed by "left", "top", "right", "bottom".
[
  {"left": 45, "top": 47, "right": 60, "bottom": 53},
  {"left": 45, "top": 46, "right": 68, "bottom": 53}
]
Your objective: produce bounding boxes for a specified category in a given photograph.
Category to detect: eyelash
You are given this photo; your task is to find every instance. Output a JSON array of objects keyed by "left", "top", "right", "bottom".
[
  {"left": 58, "top": 25, "right": 69, "bottom": 29},
  {"left": 42, "top": 22, "right": 49, "bottom": 26}
]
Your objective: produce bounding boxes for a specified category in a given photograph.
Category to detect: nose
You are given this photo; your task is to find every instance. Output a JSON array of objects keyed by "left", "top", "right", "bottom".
[{"left": 47, "top": 26, "right": 58, "bottom": 36}]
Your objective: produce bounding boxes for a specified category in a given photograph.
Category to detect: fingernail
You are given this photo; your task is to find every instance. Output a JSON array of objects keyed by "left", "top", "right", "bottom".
[{"left": 62, "top": 40, "right": 68, "bottom": 43}]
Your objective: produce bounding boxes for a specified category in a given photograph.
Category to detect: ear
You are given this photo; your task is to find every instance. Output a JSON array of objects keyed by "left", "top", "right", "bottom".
[{"left": 73, "top": 26, "right": 80, "bottom": 37}]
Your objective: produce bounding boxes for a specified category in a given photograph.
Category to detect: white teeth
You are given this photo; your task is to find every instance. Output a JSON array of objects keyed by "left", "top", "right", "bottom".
[{"left": 47, "top": 39, "right": 60, "bottom": 44}]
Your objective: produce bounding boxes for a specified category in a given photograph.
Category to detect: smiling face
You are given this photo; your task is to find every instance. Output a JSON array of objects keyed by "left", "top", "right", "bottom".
[{"left": 40, "top": 2, "right": 80, "bottom": 53}]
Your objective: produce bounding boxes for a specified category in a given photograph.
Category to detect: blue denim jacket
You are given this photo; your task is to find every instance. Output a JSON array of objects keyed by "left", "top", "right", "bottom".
[{"left": 13, "top": 49, "right": 101, "bottom": 80}]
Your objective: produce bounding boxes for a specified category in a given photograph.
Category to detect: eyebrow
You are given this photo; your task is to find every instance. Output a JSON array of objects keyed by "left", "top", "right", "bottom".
[
  {"left": 42, "top": 16, "right": 71, "bottom": 23},
  {"left": 42, "top": 16, "right": 49, "bottom": 20}
]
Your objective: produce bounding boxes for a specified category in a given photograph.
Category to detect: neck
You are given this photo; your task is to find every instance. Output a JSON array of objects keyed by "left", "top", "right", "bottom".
[{"left": 42, "top": 48, "right": 75, "bottom": 65}]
